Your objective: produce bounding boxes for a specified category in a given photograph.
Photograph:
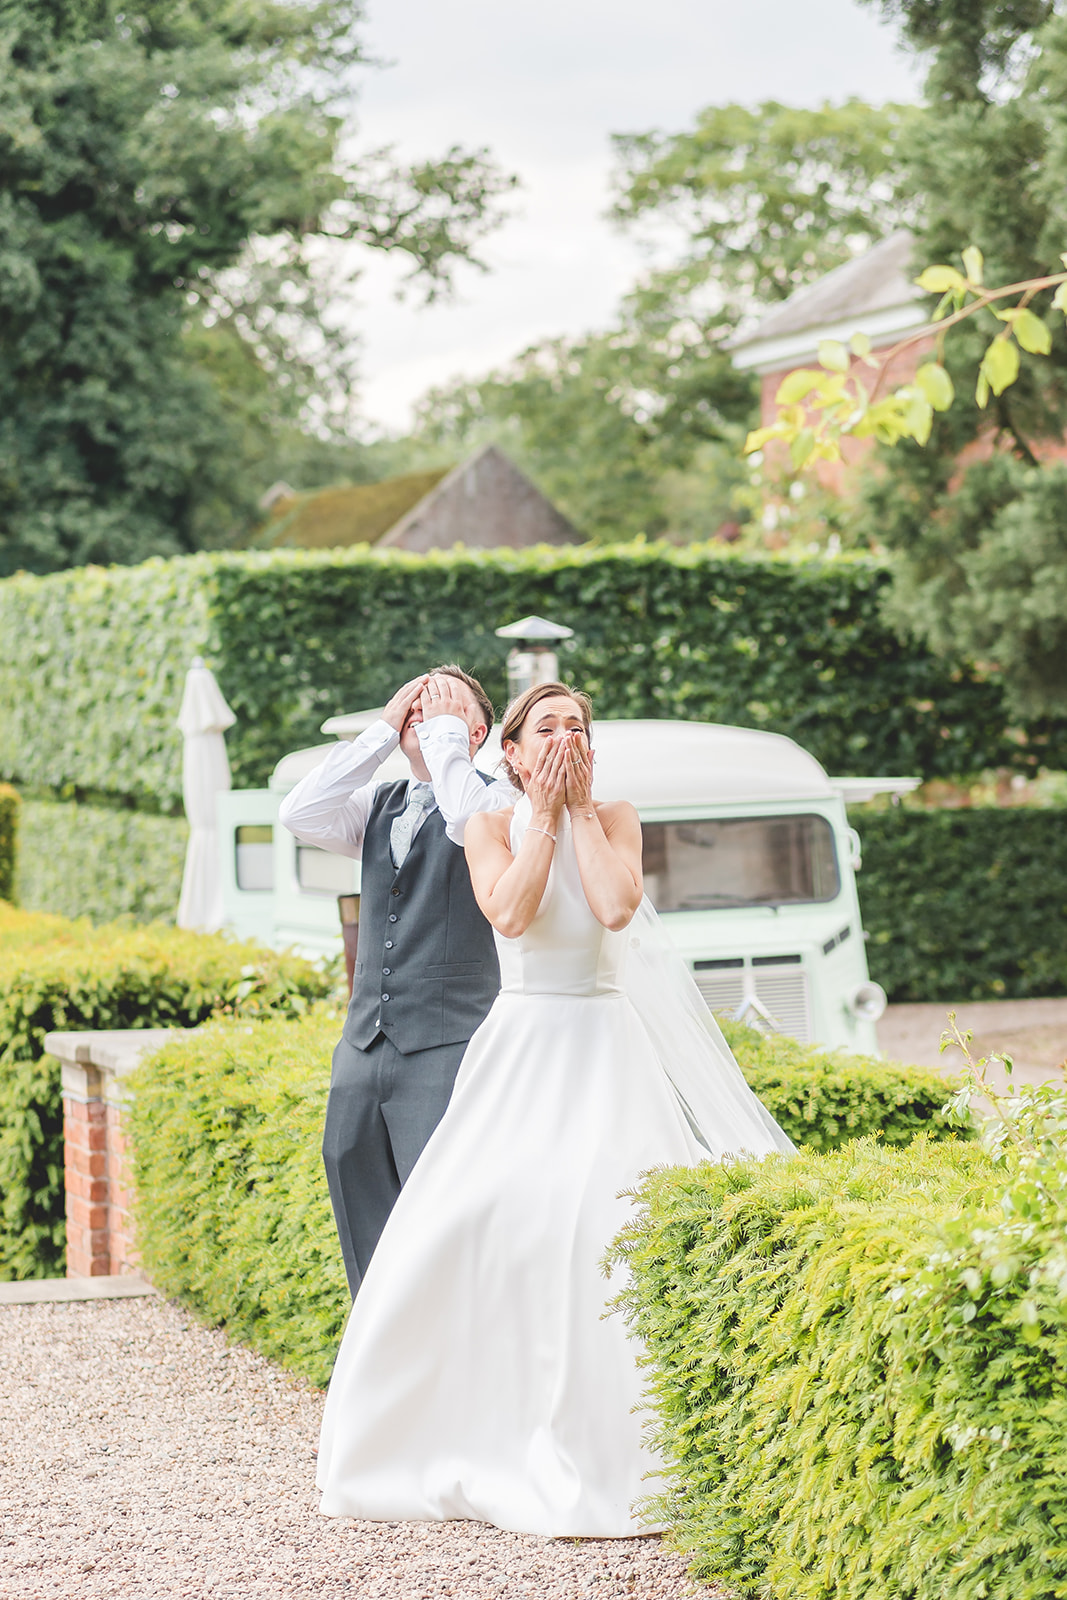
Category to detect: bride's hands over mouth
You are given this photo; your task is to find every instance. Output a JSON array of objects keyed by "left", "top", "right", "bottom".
[
  {"left": 525, "top": 735, "right": 567, "bottom": 827},
  {"left": 563, "top": 731, "right": 593, "bottom": 813}
]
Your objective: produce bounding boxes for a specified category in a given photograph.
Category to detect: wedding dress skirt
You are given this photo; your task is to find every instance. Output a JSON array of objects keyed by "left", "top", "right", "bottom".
[{"left": 317, "top": 797, "right": 792, "bottom": 1537}]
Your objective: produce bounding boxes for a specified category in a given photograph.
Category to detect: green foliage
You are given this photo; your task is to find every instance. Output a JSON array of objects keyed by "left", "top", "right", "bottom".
[
  {"left": 843, "top": 4, "right": 1067, "bottom": 719},
  {"left": 0, "top": 0, "right": 514, "bottom": 573},
  {"left": 412, "top": 99, "right": 924, "bottom": 545},
  {"left": 18, "top": 799, "right": 187, "bottom": 923},
  {"left": 413, "top": 324, "right": 756, "bottom": 544},
  {"left": 129, "top": 1011, "right": 348, "bottom": 1388},
  {"left": 0, "top": 784, "right": 18, "bottom": 903},
  {"left": 3, "top": 545, "right": 1062, "bottom": 813},
  {"left": 0, "top": 906, "right": 330, "bottom": 1278},
  {"left": 611, "top": 99, "right": 921, "bottom": 319},
  {"left": 125, "top": 1009, "right": 958, "bottom": 1388},
  {"left": 719, "top": 1017, "right": 961, "bottom": 1149},
  {"left": 609, "top": 1134, "right": 1067, "bottom": 1598},
  {"left": 853, "top": 804, "right": 1067, "bottom": 1001}
]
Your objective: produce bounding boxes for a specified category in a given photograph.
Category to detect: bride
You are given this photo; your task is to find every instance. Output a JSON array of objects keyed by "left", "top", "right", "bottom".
[{"left": 316, "top": 682, "right": 793, "bottom": 1538}]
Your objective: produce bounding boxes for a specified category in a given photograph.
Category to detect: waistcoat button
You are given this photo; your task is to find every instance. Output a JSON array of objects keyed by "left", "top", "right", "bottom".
[
  {"left": 388, "top": 913, "right": 398, "bottom": 923},
  {"left": 384, "top": 940, "right": 393, "bottom": 949},
  {"left": 382, "top": 967, "right": 391, "bottom": 976},
  {"left": 390, "top": 887, "right": 400, "bottom": 897},
  {"left": 381, "top": 993, "right": 390, "bottom": 1002}
]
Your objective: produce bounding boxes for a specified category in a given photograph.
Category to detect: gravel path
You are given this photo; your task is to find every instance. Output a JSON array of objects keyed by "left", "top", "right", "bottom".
[{"left": 0, "top": 1297, "right": 708, "bottom": 1600}]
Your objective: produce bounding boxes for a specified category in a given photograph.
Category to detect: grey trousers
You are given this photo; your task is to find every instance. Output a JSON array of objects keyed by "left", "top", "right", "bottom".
[{"left": 322, "top": 1030, "right": 467, "bottom": 1297}]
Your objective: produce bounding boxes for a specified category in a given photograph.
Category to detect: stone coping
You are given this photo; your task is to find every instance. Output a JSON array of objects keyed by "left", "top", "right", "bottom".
[
  {"left": 0, "top": 1275, "right": 160, "bottom": 1305},
  {"left": 46, "top": 1028, "right": 192, "bottom": 1103}
]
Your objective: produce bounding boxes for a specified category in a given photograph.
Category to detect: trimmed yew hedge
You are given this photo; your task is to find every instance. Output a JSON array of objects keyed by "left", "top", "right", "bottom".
[
  {"left": 854, "top": 804, "right": 1067, "bottom": 1000},
  {"left": 0, "top": 783, "right": 17, "bottom": 903},
  {"left": 17, "top": 798, "right": 187, "bottom": 924},
  {"left": 611, "top": 1134, "right": 1067, "bottom": 1599},
  {"left": 2, "top": 544, "right": 1062, "bottom": 813},
  {"left": 0, "top": 905, "right": 330, "bottom": 1278}
]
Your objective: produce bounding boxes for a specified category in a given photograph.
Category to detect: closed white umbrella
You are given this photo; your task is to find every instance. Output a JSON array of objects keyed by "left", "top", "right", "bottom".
[{"left": 176, "top": 657, "right": 236, "bottom": 932}]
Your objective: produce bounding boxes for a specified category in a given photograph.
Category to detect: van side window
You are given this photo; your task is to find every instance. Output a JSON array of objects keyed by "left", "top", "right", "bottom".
[{"left": 641, "top": 815, "right": 839, "bottom": 912}]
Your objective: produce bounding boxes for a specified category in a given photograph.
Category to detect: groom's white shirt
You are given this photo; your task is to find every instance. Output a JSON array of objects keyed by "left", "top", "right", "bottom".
[{"left": 278, "top": 715, "right": 516, "bottom": 856}]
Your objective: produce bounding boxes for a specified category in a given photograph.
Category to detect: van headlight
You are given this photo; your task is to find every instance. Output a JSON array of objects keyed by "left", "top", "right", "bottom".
[{"left": 847, "top": 981, "right": 887, "bottom": 1022}]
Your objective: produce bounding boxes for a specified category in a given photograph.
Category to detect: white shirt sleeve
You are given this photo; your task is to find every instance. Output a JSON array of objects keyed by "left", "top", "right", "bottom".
[
  {"left": 416, "top": 715, "right": 519, "bottom": 845},
  {"left": 277, "top": 720, "right": 399, "bottom": 859}
]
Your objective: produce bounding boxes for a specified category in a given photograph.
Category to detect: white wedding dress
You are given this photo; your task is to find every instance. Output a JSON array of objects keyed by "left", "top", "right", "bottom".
[{"left": 317, "top": 797, "right": 792, "bottom": 1538}]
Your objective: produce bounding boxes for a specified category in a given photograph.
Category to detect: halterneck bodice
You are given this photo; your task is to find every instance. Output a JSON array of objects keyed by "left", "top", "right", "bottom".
[{"left": 496, "top": 796, "right": 626, "bottom": 997}]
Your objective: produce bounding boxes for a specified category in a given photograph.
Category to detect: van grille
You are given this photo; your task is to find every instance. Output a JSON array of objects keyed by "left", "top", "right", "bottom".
[
  {"left": 694, "top": 972, "right": 746, "bottom": 1015},
  {"left": 693, "top": 965, "right": 813, "bottom": 1045}
]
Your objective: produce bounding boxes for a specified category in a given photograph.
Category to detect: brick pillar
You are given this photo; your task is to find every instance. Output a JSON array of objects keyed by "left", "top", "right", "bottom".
[
  {"left": 46, "top": 1029, "right": 190, "bottom": 1279},
  {"left": 62, "top": 1083, "right": 111, "bottom": 1277}
]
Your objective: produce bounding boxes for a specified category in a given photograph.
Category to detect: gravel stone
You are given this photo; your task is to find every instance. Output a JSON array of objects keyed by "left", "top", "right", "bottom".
[{"left": 0, "top": 1297, "right": 712, "bottom": 1599}]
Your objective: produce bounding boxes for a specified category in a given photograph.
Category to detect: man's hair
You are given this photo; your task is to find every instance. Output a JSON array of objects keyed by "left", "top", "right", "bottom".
[{"left": 429, "top": 663, "right": 494, "bottom": 748}]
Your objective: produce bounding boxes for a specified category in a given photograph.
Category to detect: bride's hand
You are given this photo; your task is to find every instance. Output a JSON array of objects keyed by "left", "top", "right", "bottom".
[
  {"left": 563, "top": 730, "right": 593, "bottom": 813},
  {"left": 524, "top": 734, "right": 567, "bottom": 825}
]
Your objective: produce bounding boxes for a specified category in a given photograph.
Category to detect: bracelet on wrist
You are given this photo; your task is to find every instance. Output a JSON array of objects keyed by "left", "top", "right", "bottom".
[{"left": 527, "top": 825, "right": 557, "bottom": 843}]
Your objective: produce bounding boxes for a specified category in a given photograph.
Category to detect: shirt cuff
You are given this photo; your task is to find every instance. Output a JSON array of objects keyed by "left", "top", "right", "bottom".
[
  {"left": 359, "top": 719, "right": 402, "bottom": 757},
  {"left": 416, "top": 714, "right": 469, "bottom": 747}
]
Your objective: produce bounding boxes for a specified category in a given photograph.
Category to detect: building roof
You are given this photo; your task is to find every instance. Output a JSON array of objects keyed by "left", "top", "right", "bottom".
[
  {"left": 266, "top": 467, "right": 450, "bottom": 550},
  {"left": 263, "top": 444, "right": 580, "bottom": 553},
  {"left": 377, "top": 444, "right": 580, "bottom": 552},
  {"left": 730, "top": 230, "right": 929, "bottom": 374}
]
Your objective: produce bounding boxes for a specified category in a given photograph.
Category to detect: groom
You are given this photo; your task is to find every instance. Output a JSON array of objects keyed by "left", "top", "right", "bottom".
[{"left": 279, "top": 667, "right": 514, "bottom": 1295}]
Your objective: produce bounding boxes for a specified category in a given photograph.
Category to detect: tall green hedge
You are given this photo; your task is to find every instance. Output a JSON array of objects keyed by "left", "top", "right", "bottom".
[
  {"left": 0, "top": 783, "right": 17, "bottom": 903},
  {"left": 0, "top": 904, "right": 331, "bottom": 1278},
  {"left": 854, "top": 804, "right": 1067, "bottom": 1001},
  {"left": 2, "top": 544, "right": 1061, "bottom": 811},
  {"left": 127, "top": 1010, "right": 959, "bottom": 1387},
  {"left": 611, "top": 1135, "right": 1067, "bottom": 1599},
  {"left": 17, "top": 799, "right": 187, "bottom": 924}
]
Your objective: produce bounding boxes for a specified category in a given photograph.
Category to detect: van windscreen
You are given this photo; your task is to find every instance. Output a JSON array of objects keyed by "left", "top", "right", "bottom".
[{"left": 641, "top": 814, "right": 839, "bottom": 912}]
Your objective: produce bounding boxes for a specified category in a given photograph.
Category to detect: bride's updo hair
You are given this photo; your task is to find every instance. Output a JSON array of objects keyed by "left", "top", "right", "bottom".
[{"left": 500, "top": 681, "right": 593, "bottom": 791}]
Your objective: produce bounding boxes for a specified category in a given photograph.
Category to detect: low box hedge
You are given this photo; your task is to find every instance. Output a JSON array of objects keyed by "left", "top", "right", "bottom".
[
  {"left": 129, "top": 1010, "right": 349, "bottom": 1389},
  {"left": 0, "top": 907, "right": 331, "bottom": 1279},
  {"left": 716, "top": 1017, "right": 957, "bottom": 1148},
  {"left": 126, "top": 1013, "right": 961, "bottom": 1388},
  {"left": 611, "top": 1133, "right": 1067, "bottom": 1599},
  {"left": 0, "top": 783, "right": 18, "bottom": 904}
]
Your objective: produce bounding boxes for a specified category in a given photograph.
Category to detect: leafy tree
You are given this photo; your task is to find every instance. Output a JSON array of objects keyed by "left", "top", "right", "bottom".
[
  {"left": 413, "top": 100, "right": 919, "bottom": 542},
  {"left": 412, "top": 316, "right": 755, "bottom": 543},
  {"left": 849, "top": 0, "right": 1067, "bottom": 716},
  {"left": 0, "top": 0, "right": 514, "bottom": 574},
  {"left": 611, "top": 98, "right": 921, "bottom": 320}
]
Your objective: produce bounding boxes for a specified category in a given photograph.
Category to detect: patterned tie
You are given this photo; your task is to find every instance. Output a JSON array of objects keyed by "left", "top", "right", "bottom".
[{"left": 390, "top": 782, "right": 435, "bottom": 869}]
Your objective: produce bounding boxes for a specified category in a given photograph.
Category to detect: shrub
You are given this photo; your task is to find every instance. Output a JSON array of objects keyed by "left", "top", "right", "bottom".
[
  {"left": 0, "top": 783, "right": 18, "bottom": 903},
  {"left": 719, "top": 1017, "right": 961, "bottom": 1148},
  {"left": 125, "top": 1012, "right": 962, "bottom": 1387},
  {"left": 611, "top": 1131, "right": 1067, "bottom": 1599},
  {"left": 129, "top": 1011, "right": 348, "bottom": 1389},
  {"left": 17, "top": 799, "right": 187, "bottom": 924},
  {"left": 1, "top": 545, "right": 1059, "bottom": 812},
  {"left": 0, "top": 909, "right": 331, "bottom": 1278},
  {"left": 853, "top": 804, "right": 1067, "bottom": 1000}
]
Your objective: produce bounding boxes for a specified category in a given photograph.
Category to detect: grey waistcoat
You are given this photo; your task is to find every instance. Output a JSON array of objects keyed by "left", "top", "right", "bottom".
[{"left": 342, "top": 778, "right": 501, "bottom": 1054}]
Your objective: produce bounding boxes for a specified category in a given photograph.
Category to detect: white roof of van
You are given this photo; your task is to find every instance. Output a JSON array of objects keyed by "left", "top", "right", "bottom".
[{"left": 270, "top": 716, "right": 858, "bottom": 807}]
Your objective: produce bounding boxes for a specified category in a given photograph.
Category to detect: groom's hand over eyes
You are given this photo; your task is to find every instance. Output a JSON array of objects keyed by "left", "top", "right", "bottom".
[
  {"left": 383, "top": 674, "right": 430, "bottom": 732},
  {"left": 420, "top": 675, "right": 470, "bottom": 724}
]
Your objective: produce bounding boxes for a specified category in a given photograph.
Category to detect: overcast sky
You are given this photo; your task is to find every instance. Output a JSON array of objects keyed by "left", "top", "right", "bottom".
[{"left": 347, "top": 0, "right": 924, "bottom": 431}]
